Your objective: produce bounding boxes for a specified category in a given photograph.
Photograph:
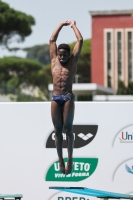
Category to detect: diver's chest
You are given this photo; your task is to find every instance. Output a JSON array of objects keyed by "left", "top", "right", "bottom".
[{"left": 53, "top": 61, "right": 73, "bottom": 73}]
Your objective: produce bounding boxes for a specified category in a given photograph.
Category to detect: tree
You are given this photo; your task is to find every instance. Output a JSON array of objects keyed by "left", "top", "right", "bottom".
[
  {"left": 23, "top": 44, "right": 50, "bottom": 65},
  {"left": 0, "top": 57, "right": 47, "bottom": 92},
  {"left": 0, "top": 0, "right": 35, "bottom": 48},
  {"left": 117, "top": 80, "right": 128, "bottom": 94},
  {"left": 69, "top": 39, "right": 91, "bottom": 83},
  {"left": 127, "top": 81, "right": 133, "bottom": 94},
  {"left": 0, "top": 57, "right": 53, "bottom": 100},
  {"left": 117, "top": 80, "right": 133, "bottom": 95}
]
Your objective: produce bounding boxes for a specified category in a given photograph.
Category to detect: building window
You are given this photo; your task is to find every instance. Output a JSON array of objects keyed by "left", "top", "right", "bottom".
[
  {"left": 128, "top": 32, "right": 132, "bottom": 80},
  {"left": 117, "top": 32, "right": 122, "bottom": 78},
  {"left": 107, "top": 32, "right": 112, "bottom": 87},
  {"left": 107, "top": 75, "right": 111, "bottom": 88}
]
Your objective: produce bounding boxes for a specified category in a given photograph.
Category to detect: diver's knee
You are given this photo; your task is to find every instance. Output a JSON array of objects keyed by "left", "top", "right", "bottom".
[
  {"left": 54, "top": 126, "right": 63, "bottom": 137},
  {"left": 64, "top": 124, "right": 73, "bottom": 136}
]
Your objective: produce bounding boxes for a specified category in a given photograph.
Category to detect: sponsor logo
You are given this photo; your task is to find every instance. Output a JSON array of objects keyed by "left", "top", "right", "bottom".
[
  {"left": 78, "top": 133, "right": 93, "bottom": 141},
  {"left": 112, "top": 159, "right": 133, "bottom": 182},
  {"left": 119, "top": 132, "right": 133, "bottom": 143},
  {"left": 49, "top": 191, "right": 89, "bottom": 200},
  {"left": 125, "top": 164, "right": 133, "bottom": 174},
  {"left": 45, "top": 157, "right": 98, "bottom": 182},
  {"left": 57, "top": 197, "right": 87, "bottom": 200},
  {"left": 112, "top": 125, "right": 133, "bottom": 146},
  {"left": 46, "top": 125, "right": 98, "bottom": 148}
]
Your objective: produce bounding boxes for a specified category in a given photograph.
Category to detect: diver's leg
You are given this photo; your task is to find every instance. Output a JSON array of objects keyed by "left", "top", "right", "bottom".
[
  {"left": 51, "top": 100, "right": 65, "bottom": 173},
  {"left": 63, "top": 99, "right": 75, "bottom": 174}
]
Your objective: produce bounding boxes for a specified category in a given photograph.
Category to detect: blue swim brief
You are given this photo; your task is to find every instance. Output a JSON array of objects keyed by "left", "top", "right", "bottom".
[{"left": 52, "top": 93, "right": 74, "bottom": 105}]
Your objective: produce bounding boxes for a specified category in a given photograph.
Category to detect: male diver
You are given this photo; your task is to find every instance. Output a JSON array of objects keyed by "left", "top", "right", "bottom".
[{"left": 50, "top": 20, "right": 83, "bottom": 174}]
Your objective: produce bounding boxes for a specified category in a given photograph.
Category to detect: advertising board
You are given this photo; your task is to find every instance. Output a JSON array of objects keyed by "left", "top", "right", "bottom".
[{"left": 0, "top": 102, "right": 133, "bottom": 200}]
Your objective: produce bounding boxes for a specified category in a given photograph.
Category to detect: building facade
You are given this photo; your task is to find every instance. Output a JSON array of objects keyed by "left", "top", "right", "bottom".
[{"left": 90, "top": 10, "right": 133, "bottom": 90}]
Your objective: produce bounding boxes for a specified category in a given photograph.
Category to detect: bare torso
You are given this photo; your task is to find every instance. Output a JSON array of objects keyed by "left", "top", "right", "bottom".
[{"left": 51, "top": 55, "right": 77, "bottom": 95}]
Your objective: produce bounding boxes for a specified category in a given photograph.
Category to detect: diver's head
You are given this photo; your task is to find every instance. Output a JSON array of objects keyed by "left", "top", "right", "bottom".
[{"left": 57, "top": 43, "right": 70, "bottom": 64}]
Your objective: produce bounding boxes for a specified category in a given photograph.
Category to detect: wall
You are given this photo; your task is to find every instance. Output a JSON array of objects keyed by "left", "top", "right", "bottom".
[{"left": 0, "top": 102, "right": 133, "bottom": 200}]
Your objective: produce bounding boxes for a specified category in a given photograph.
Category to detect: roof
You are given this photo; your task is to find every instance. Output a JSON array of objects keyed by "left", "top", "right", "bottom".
[
  {"left": 89, "top": 10, "right": 133, "bottom": 16},
  {"left": 48, "top": 83, "right": 115, "bottom": 95},
  {"left": 93, "top": 95, "right": 133, "bottom": 101}
]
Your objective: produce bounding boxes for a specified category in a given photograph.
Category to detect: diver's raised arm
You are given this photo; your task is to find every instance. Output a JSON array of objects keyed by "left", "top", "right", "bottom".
[
  {"left": 49, "top": 21, "right": 71, "bottom": 60},
  {"left": 70, "top": 20, "right": 83, "bottom": 61}
]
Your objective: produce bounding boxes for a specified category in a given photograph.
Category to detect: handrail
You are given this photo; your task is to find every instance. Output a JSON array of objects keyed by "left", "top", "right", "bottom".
[
  {"left": 0, "top": 194, "right": 23, "bottom": 199},
  {"left": 49, "top": 187, "right": 133, "bottom": 199}
]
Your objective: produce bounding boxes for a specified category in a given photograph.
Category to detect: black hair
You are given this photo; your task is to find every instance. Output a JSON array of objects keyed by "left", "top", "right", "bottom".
[{"left": 57, "top": 43, "right": 70, "bottom": 53}]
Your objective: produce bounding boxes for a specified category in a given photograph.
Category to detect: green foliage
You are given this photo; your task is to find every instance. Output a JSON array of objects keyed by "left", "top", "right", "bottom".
[
  {"left": 117, "top": 80, "right": 128, "bottom": 94},
  {"left": 0, "top": 57, "right": 42, "bottom": 87},
  {"left": 127, "top": 81, "right": 133, "bottom": 94},
  {"left": 33, "top": 63, "right": 52, "bottom": 96},
  {"left": 117, "top": 80, "right": 133, "bottom": 95},
  {"left": 77, "top": 39, "right": 91, "bottom": 83},
  {"left": 0, "top": 0, "right": 35, "bottom": 48},
  {"left": 0, "top": 57, "right": 45, "bottom": 94},
  {"left": 69, "top": 39, "right": 91, "bottom": 56},
  {"left": 78, "top": 95, "right": 92, "bottom": 101},
  {"left": 69, "top": 39, "right": 91, "bottom": 83},
  {"left": 23, "top": 44, "right": 50, "bottom": 65},
  {"left": 0, "top": 57, "right": 52, "bottom": 100}
]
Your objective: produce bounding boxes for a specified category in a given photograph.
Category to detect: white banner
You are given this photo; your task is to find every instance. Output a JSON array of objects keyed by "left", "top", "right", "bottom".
[{"left": 0, "top": 102, "right": 133, "bottom": 200}]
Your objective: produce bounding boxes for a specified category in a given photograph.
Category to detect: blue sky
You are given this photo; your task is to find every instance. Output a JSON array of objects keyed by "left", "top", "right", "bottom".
[{"left": 1, "top": 0, "right": 133, "bottom": 57}]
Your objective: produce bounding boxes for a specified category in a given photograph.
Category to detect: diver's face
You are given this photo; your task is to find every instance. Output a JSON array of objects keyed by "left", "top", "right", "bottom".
[{"left": 58, "top": 49, "right": 70, "bottom": 64}]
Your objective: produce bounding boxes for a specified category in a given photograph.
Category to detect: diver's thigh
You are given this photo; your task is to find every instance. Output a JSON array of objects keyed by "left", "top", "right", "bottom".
[
  {"left": 63, "top": 99, "right": 75, "bottom": 125},
  {"left": 51, "top": 101, "right": 63, "bottom": 126}
]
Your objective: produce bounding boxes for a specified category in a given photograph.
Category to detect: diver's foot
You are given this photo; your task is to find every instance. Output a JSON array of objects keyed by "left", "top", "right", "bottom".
[
  {"left": 65, "top": 161, "right": 73, "bottom": 175},
  {"left": 59, "top": 160, "right": 65, "bottom": 174}
]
